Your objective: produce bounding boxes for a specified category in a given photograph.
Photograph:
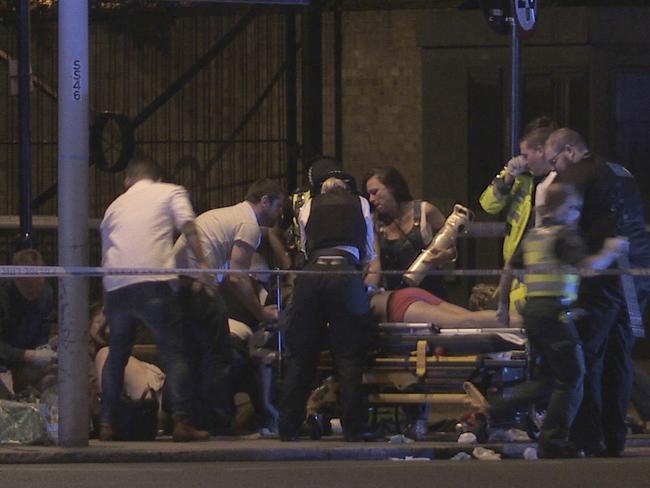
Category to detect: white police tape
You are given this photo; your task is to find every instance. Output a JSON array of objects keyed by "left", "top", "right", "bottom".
[{"left": 1, "top": 265, "right": 649, "bottom": 278}]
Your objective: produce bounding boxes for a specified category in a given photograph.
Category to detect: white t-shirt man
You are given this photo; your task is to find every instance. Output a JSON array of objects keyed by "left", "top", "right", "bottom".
[
  {"left": 173, "top": 201, "right": 261, "bottom": 281},
  {"left": 101, "top": 179, "right": 196, "bottom": 292}
]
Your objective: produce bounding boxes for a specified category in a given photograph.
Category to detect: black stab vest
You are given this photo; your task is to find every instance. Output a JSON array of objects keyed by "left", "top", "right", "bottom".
[{"left": 305, "top": 190, "right": 367, "bottom": 261}]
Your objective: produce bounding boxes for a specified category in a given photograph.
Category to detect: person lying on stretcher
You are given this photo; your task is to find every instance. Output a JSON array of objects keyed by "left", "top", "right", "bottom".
[{"left": 369, "top": 287, "right": 522, "bottom": 329}]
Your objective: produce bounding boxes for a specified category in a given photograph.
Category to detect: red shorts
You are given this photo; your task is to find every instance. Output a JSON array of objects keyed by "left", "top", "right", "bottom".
[{"left": 387, "top": 287, "right": 444, "bottom": 322}]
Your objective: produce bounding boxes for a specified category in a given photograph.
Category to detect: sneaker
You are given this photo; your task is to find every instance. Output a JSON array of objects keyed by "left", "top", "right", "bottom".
[{"left": 172, "top": 419, "right": 210, "bottom": 442}]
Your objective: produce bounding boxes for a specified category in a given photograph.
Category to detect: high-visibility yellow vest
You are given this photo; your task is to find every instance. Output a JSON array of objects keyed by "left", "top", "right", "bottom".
[
  {"left": 290, "top": 188, "right": 311, "bottom": 250},
  {"left": 480, "top": 171, "right": 535, "bottom": 312},
  {"left": 479, "top": 170, "right": 534, "bottom": 263},
  {"left": 522, "top": 225, "right": 579, "bottom": 301}
]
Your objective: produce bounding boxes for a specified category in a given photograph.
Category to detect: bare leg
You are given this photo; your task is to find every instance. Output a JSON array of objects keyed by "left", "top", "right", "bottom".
[{"left": 403, "top": 301, "right": 521, "bottom": 328}]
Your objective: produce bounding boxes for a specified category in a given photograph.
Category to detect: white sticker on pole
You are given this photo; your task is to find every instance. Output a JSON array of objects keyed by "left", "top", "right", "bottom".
[{"left": 513, "top": 0, "right": 537, "bottom": 34}]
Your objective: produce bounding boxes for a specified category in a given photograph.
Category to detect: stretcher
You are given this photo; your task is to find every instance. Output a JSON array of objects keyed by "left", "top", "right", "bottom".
[{"left": 306, "top": 323, "right": 529, "bottom": 438}]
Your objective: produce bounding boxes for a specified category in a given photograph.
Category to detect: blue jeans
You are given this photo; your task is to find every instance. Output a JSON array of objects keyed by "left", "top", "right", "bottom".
[{"left": 102, "top": 281, "right": 191, "bottom": 423}]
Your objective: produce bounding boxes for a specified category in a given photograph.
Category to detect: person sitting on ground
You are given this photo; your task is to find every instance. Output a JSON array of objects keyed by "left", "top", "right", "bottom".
[{"left": 0, "top": 249, "right": 57, "bottom": 398}]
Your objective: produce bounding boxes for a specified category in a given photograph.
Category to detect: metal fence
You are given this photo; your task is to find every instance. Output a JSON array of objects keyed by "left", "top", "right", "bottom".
[{"left": 1, "top": 5, "right": 330, "bottom": 265}]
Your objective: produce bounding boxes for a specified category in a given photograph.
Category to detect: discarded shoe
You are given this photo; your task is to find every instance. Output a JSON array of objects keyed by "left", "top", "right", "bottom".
[
  {"left": 472, "top": 446, "right": 501, "bottom": 461},
  {"left": 457, "top": 432, "right": 478, "bottom": 444},
  {"left": 523, "top": 447, "right": 538, "bottom": 460},
  {"left": 450, "top": 451, "right": 472, "bottom": 461},
  {"left": 388, "top": 434, "right": 414, "bottom": 444}
]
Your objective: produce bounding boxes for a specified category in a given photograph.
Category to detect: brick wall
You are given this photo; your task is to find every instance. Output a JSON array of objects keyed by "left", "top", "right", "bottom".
[{"left": 341, "top": 10, "right": 424, "bottom": 198}]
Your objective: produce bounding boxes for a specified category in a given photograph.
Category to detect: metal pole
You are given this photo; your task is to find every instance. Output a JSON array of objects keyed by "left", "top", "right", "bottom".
[
  {"left": 510, "top": 18, "right": 521, "bottom": 157},
  {"left": 275, "top": 270, "right": 283, "bottom": 376},
  {"left": 57, "top": 0, "right": 90, "bottom": 447},
  {"left": 17, "top": 0, "right": 32, "bottom": 248},
  {"left": 334, "top": 1, "right": 343, "bottom": 163},
  {"left": 301, "top": 0, "right": 323, "bottom": 166},
  {"left": 285, "top": 9, "right": 298, "bottom": 191}
]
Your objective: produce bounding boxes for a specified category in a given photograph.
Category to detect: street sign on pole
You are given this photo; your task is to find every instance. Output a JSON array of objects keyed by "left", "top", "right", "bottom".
[
  {"left": 512, "top": 0, "right": 537, "bottom": 35},
  {"left": 158, "top": 1, "right": 310, "bottom": 3}
]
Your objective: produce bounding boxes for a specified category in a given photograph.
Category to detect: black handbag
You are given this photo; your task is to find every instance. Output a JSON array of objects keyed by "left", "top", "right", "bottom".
[{"left": 116, "top": 388, "right": 159, "bottom": 441}]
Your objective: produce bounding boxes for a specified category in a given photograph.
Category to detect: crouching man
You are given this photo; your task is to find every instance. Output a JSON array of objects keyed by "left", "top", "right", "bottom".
[{"left": 0, "top": 249, "right": 57, "bottom": 398}]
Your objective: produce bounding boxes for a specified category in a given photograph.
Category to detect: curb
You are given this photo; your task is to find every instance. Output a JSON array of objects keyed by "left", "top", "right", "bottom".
[
  {"left": 0, "top": 440, "right": 524, "bottom": 464},
  {"left": 1, "top": 435, "right": 649, "bottom": 464}
]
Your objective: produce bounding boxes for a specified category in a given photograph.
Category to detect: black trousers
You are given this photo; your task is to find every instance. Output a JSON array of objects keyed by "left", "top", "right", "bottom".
[
  {"left": 489, "top": 298, "right": 585, "bottom": 450},
  {"left": 570, "top": 277, "right": 643, "bottom": 456},
  {"left": 178, "top": 283, "right": 233, "bottom": 434},
  {"left": 279, "top": 261, "right": 370, "bottom": 436},
  {"left": 524, "top": 298, "right": 585, "bottom": 450}
]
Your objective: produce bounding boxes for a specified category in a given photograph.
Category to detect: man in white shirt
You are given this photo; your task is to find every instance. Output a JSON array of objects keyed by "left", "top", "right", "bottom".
[
  {"left": 100, "top": 156, "right": 211, "bottom": 442},
  {"left": 173, "top": 178, "right": 285, "bottom": 434}
]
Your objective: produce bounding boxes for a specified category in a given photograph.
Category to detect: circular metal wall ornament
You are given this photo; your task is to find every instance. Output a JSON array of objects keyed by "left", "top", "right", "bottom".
[
  {"left": 90, "top": 112, "right": 135, "bottom": 173},
  {"left": 512, "top": 0, "right": 538, "bottom": 35}
]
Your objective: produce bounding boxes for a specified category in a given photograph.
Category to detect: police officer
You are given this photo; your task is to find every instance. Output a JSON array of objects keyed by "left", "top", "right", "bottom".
[
  {"left": 279, "top": 174, "right": 376, "bottom": 442},
  {"left": 289, "top": 156, "right": 358, "bottom": 261},
  {"left": 548, "top": 128, "right": 650, "bottom": 457},
  {"left": 497, "top": 183, "right": 627, "bottom": 458}
]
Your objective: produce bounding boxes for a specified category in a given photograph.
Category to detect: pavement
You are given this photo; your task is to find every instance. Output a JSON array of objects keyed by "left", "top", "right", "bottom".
[{"left": 2, "top": 433, "right": 650, "bottom": 464}]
